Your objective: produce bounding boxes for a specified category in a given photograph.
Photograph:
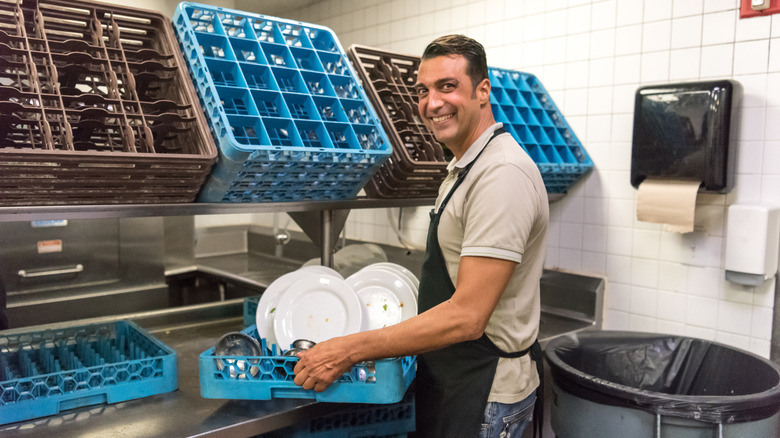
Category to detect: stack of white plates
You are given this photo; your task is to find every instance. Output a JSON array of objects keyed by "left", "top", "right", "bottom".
[
  {"left": 347, "top": 263, "right": 419, "bottom": 332},
  {"left": 256, "top": 263, "right": 419, "bottom": 351}
]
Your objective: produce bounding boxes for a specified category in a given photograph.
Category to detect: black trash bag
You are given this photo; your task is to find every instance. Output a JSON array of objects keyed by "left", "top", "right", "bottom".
[{"left": 545, "top": 331, "right": 780, "bottom": 424}]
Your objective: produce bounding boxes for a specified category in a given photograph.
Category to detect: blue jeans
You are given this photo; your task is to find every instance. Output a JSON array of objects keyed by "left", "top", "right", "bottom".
[{"left": 479, "top": 392, "right": 536, "bottom": 438}]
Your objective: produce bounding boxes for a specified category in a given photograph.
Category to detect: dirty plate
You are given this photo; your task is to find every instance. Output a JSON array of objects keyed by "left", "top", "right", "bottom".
[{"left": 346, "top": 269, "right": 417, "bottom": 331}]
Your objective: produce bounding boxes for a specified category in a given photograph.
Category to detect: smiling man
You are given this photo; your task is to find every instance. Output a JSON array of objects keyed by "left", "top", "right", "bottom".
[{"left": 293, "top": 35, "right": 549, "bottom": 438}]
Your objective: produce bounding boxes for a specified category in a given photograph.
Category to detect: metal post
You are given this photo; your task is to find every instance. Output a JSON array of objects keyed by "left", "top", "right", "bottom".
[{"left": 321, "top": 210, "right": 333, "bottom": 268}]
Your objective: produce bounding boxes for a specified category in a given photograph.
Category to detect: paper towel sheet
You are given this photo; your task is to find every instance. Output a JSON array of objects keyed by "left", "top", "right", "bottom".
[{"left": 637, "top": 178, "right": 702, "bottom": 233}]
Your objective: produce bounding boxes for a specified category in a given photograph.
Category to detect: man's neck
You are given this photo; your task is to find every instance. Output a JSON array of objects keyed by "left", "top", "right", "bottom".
[{"left": 448, "top": 117, "right": 497, "bottom": 161}]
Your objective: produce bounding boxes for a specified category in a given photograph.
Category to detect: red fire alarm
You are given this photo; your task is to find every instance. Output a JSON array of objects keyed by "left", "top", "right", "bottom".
[{"left": 740, "top": 0, "right": 780, "bottom": 18}]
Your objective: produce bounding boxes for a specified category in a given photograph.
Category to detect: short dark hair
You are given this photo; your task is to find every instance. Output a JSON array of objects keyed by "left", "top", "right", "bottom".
[{"left": 421, "top": 34, "right": 489, "bottom": 92}]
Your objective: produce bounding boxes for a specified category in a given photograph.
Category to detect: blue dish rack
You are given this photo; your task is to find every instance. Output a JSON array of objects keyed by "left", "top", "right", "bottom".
[
  {"left": 0, "top": 321, "right": 177, "bottom": 425},
  {"left": 268, "top": 392, "right": 415, "bottom": 437},
  {"left": 173, "top": 3, "right": 392, "bottom": 202},
  {"left": 199, "top": 325, "right": 415, "bottom": 404},
  {"left": 488, "top": 67, "right": 593, "bottom": 194}
]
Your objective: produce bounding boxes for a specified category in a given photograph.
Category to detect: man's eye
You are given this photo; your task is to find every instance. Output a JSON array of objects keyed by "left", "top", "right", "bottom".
[
  {"left": 441, "top": 83, "right": 455, "bottom": 91},
  {"left": 416, "top": 88, "right": 428, "bottom": 96}
]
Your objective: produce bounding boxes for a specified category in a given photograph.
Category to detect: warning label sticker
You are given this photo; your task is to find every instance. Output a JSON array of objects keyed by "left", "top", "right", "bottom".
[{"left": 37, "top": 240, "right": 63, "bottom": 254}]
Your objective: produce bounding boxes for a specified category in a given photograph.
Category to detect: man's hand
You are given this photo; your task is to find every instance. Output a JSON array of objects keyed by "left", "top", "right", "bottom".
[{"left": 293, "top": 337, "right": 356, "bottom": 392}]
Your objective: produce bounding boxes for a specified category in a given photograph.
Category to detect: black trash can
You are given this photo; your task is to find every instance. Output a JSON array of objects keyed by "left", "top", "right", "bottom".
[{"left": 545, "top": 331, "right": 780, "bottom": 438}]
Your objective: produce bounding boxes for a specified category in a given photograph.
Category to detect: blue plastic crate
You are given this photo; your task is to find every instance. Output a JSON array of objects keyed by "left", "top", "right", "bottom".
[
  {"left": 280, "top": 392, "right": 415, "bottom": 437},
  {"left": 173, "top": 3, "right": 392, "bottom": 202},
  {"left": 0, "top": 321, "right": 177, "bottom": 425},
  {"left": 199, "top": 325, "right": 415, "bottom": 404},
  {"left": 488, "top": 67, "right": 593, "bottom": 194}
]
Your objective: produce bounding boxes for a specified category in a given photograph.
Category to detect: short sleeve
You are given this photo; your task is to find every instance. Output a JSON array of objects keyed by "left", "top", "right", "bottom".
[{"left": 460, "top": 162, "right": 542, "bottom": 261}]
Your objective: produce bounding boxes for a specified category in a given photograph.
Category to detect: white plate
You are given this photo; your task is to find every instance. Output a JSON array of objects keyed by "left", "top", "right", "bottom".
[
  {"left": 360, "top": 266, "right": 418, "bottom": 303},
  {"left": 346, "top": 269, "right": 417, "bottom": 330},
  {"left": 366, "top": 262, "right": 420, "bottom": 296},
  {"left": 256, "top": 270, "right": 311, "bottom": 349},
  {"left": 273, "top": 275, "right": 362, "bottom": 348},
  {"left": 355, "top": 288, "right": 402, "bottom": 331},
  {"left": 299, "top": 265, "right": 344, "bottom": 279}
]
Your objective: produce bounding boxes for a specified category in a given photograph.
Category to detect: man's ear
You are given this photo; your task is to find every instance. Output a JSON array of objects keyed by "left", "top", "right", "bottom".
[{"left": 478, "top": 78, "right": 491, "bottom": 105}]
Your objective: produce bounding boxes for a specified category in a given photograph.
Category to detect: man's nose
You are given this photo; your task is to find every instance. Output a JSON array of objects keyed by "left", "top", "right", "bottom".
[{"left": 426, "top": 90, "right": 444, "bottom": 111}]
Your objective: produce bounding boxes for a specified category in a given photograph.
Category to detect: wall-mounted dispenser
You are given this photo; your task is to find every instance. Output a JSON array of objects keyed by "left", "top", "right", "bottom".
[
  {"left": 631, "top": 80, "right": 740, "bottom": 233},
  {"left": 725, "top": 204, "right": 780, "bottom": 286},
  {"left": 631, "top": 80, "right": 739, "bottom": 193}
]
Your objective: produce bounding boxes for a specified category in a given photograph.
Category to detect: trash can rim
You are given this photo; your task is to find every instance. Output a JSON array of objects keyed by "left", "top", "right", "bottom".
[{"left": 544, "top": 330, "right": 780, "bottom": 423}]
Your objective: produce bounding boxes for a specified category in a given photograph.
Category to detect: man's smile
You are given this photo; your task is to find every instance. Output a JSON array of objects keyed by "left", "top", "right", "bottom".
[{"left": 431, "top": 113, "right": 454, "bottom": 123}]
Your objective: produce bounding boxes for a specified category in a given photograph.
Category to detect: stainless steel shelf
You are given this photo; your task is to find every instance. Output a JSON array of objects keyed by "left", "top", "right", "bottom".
[{"left": 0, "top": 197, "right": 436, "bottom": 223}]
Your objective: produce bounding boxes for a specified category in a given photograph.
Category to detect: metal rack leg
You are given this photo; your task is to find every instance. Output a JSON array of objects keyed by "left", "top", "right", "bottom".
[{"left": 321, "top": 210, "right": 333, "bottom": 268}]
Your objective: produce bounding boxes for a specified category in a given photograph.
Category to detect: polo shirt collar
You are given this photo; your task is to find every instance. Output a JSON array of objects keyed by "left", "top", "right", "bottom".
[{"left": 446, "top": 122, "right": 504, "bottom": 173}]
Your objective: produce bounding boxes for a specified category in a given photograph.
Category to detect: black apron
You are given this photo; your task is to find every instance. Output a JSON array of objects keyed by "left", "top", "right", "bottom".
[{"left": 414, "top": 128, "right": 543, "bottom": 437}]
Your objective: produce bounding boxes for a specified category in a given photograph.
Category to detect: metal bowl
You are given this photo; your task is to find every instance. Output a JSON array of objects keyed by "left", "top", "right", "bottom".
[
  {"left": 214, "top": 332, "right": 262, "bottom": 357},
  {"left": 292, "top": 339, "right": 316, "bottom": 350},
  {"left": 214, "top": 332, "right": 262, "bottom": 376}
]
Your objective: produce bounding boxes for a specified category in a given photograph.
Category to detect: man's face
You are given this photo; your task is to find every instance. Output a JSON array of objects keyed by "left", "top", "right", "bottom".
[{"left": 415, "top": 54, "right": 486, "bottom": 151}]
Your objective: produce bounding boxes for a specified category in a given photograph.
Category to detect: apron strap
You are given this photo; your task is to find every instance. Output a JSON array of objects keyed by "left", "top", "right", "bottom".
[
  {"left": 480, "top": 335, "right": 545, "bottom": 438},
  {"left": 457, "top": 127, "right": 506, "bottom": 181},
  {"left": 476, "top": 333, "right": 536, "bottom": 358},
  {"left": 433, "top": 127, "right": 507, "bottom": 218},
  {"left": 479, "top": 335, "right": 545, "bottom": 438}
]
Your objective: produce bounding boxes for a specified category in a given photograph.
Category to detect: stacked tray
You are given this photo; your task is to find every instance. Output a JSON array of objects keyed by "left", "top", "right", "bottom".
[
  {"left": 173, "top": 3, "right": 392, "bottom": 203},
  {"left": 348, "top": 45, "right": 593, "bottom": 197},
  {"left": 0, "top": 320, "right": 178, "bottom": 425},
  {"left": 278, "top": 392, "right": 415, "bottom": 437},
  {"left": 347, "top": 45, "right": 450, "bottom": 199},
  {"left": 488, "top": 67, "right": 593, "bottom": 194},
  {"left": 0, "top": 0, "right": 216, "bottom": 205}
]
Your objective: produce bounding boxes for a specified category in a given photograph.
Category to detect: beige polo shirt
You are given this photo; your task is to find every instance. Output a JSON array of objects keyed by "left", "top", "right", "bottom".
[{"left": 434, "top": 123, "right": 549, "bottom": 403}]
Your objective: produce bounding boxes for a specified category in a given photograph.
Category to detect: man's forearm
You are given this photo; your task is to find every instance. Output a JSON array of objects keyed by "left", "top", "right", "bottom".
[{"left": 342, "top": 296, "right": 486, "bottom": 364}]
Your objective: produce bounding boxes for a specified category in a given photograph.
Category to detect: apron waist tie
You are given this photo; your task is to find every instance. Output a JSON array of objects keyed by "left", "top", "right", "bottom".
[{"left": 484, "top": 336, "right": 544, "bottom": 438}]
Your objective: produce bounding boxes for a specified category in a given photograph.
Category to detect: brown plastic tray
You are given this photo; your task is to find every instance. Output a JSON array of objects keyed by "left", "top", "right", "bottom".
[
  {"left": 0, "top": 0, "right": 216, "bottom": 205},
  {"left": 348, "top": 45, "right": 450, "bottom": 198},
  {"left": 363, "top": 159, "right": 443, "bottom": 198}
]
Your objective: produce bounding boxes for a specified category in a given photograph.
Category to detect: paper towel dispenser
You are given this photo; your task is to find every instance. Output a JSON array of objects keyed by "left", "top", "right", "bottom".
[{"left": 630, "top": 80, "right": 738, "bottom": 193}]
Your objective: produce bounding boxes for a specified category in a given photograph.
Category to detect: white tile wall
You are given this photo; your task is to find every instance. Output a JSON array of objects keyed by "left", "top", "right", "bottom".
[
  {"left": 95, "top": 0, "right": 234, "bottom": 18},
  {"left": 702, "top": 11, "right": 736, "bottom": 45},
  {"left": 673, "top": 0, "right": 704, "bottom": 18},
  {"left": 671, "top": 16, "right": 702, "bottom": 49},
  {"left": 205, "top": 0, "right": 780, "bottom": 358}
]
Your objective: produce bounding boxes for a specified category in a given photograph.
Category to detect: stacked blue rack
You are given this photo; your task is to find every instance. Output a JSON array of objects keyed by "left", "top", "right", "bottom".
[
  {"left": 488, "top": 67, "right": 593, "bottom": 194},
  {"left": 270, "top": 392, "right": 416, "bottom": 437},
  {"left": 173, "top": 3, "right": 392, "bottom": 202},
  {"left": 0, "top": 321, "right": 178, "bottom": 425}
]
